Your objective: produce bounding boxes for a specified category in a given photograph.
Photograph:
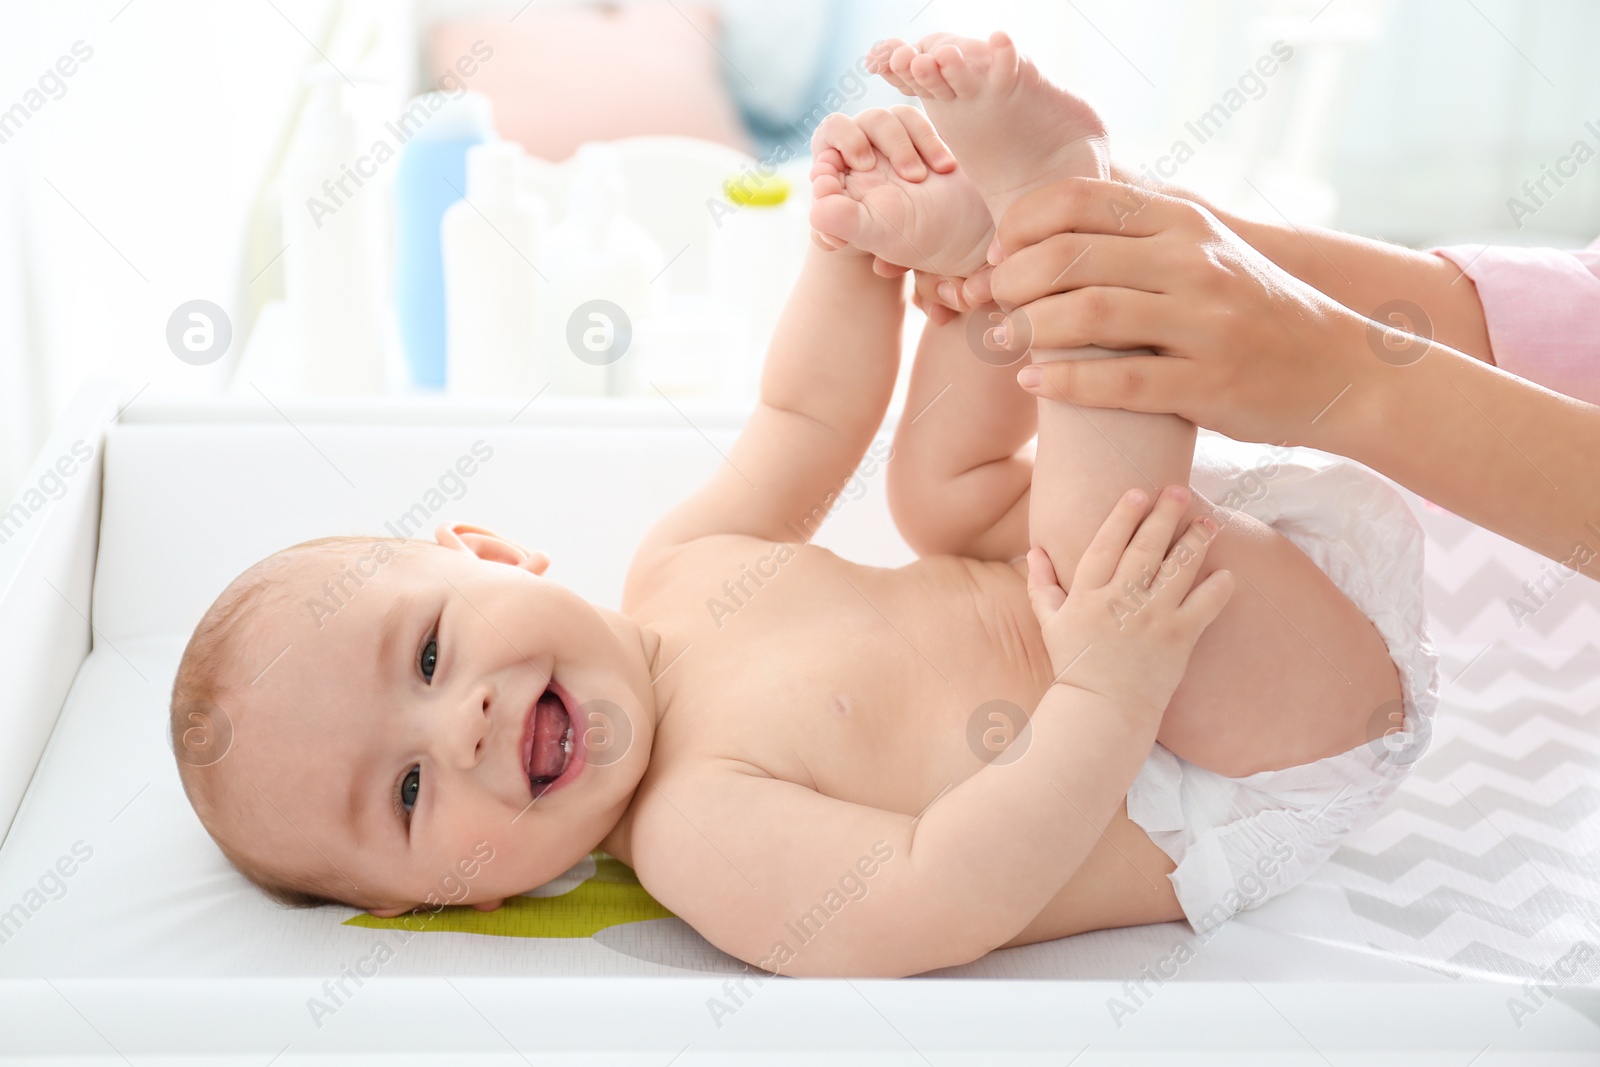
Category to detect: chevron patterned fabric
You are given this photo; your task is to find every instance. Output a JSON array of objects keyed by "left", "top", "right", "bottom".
[{"left": 1311, "top": 491, "right": 1600, "bottom": 983}]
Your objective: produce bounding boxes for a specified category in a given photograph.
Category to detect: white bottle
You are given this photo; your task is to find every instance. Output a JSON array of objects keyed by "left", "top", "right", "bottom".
[
  {"left": 708, "top": 166, "right": 807, "bottom": 398},
  {"left": 280, "top": 67, "right": 386, "bottom": 393},
  {"left": 538, "top": 143, "right": 663, "bottom": 396},
  {"left": 442, "top": 141, "right": 546, "bottom": 396}
]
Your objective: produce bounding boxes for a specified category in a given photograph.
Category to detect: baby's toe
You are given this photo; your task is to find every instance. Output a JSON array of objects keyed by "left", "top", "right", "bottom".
[
  {"left": 867, "top": 38, "right": 902, "bottom": 73},
  {"left": 931, "top": 44, "right": 986, "bottom": 96},
  {"left": 868, "top": 39, "right": 914, "bottom": 94},
  {"left": 810, "top": 146, "right": 844, "bottom": 178},
  {"left": 986, "top": 31, "right": 1020, "bottom": 82},
  {"left": 908, "top": 52, "right": 956, "bottom": 101},
  {"left": 811, "top": 170, "right": 845, "bottom": 202},
  {"left": 913, "top": 31, "right": 965, "bottom": 55},
  {"left": 888, "top": 43, "right": 931, "bottom": 97},
  {"left": 809, "top": 194, "right": 872, "bottom": 247}
]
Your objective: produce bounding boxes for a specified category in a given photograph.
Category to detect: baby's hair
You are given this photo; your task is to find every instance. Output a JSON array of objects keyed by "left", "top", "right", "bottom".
[{"left": 171, "top": 535, "right": 420, "bottom": 910}]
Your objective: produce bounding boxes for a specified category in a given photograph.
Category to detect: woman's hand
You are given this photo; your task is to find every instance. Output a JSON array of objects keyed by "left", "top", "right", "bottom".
[
  {"left": 1026, "top": 486, "right": 1232, "bottom": 721},
  {"left": 982, "top": 177, "right": 1386, "bottom": 448}
]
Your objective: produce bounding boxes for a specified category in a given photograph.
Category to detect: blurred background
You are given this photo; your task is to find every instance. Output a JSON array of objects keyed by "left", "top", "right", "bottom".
[{"left": 2, "top": 0, "right": 1597, "bottom": 504}]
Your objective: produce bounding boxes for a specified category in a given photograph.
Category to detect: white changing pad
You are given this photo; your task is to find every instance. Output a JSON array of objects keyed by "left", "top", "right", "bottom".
[{"left": 1, "top": 415, "right": 1596, "bottom": 988}]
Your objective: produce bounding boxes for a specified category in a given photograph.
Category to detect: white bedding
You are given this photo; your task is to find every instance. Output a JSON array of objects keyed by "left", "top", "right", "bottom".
[{"left": 1, "top": 414, "right": 1596, "bottom": 992}]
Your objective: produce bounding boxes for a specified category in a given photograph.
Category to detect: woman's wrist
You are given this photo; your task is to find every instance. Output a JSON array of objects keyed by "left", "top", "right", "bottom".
[{"left": 1303, "top": 300, "right": 1404, "bottom": 461}]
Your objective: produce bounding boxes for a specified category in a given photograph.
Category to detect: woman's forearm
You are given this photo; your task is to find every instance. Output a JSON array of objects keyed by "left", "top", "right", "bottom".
[
  {"left": 1111, "top": 165, "right": 1495, "bottom": 364},
  {"left": 1224, "top": 211, "right": 1495, "bottom": 364},
  {"left": 1328, "top": 315, "right": 1600, "bottom": 577}
]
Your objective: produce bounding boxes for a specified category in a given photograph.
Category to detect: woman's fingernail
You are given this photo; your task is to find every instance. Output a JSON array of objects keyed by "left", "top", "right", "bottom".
[
  {"left": 1017, "top": 365, "right": 1042, "bottom": 387},
  {"left": 936, "top": 281, "right": 957, "bottom": 305},
  {"left": 986, "top": 237, "right": 1003, "bottom": 265},
  {"left": 992, "top": 324, "right": 1008, "bottom": 345}
]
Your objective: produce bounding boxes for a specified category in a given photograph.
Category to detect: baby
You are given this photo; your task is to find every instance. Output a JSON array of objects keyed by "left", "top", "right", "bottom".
[{"left": 170, "top": 33, "right": 1433, "bottom": 977}]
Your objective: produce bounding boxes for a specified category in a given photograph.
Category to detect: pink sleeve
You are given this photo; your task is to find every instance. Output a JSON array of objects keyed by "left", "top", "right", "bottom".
[{"left": 1432, "top": 238, "right": 1600, "bottom": 405}]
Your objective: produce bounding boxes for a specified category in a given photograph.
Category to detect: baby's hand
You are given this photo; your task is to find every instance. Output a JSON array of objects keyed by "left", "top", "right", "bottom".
[
  {"left": 1026, "top": 486, "right": 1233, "bottom": 721},
  {"left": 808, "top": 108, "right": 993, "bottom": 280}
]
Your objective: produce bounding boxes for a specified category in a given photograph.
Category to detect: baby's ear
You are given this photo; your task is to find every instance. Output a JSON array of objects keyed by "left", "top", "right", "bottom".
[
  {"left": 470, "top": 897, "right": 505, "bottom": 913},
  {"left": 366, "top": 903, "right": 413, "bottom": 919},
  {"left": 435, "top": 522, "right": 550, "bottom": 576}
]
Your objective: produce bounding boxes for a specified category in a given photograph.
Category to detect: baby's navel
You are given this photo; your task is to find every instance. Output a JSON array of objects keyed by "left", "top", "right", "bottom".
[{"left": 832, "top": 694, "right": 852, "bottom": 716}]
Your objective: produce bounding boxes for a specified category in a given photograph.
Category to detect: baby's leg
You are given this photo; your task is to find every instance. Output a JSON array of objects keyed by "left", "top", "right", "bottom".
[
  {"left": 881, "top": 33, "right": 1401, "bottom": 776},
  {"left": 877, "top": 34, "right": 1195, "bottom": 580}
]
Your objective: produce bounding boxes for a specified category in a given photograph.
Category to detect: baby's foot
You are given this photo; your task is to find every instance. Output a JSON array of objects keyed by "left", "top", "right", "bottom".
[
  {"left": 868, "top": 32, "right": 1110, "bottom": 220},
  {"left": 809, "top": 108, "right": 993, "bottom": 279}
]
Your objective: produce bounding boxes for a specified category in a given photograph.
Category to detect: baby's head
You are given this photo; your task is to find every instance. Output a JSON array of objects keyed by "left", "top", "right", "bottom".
[{"left": 171, "top": 523, "right": 656, "bottom": 916}]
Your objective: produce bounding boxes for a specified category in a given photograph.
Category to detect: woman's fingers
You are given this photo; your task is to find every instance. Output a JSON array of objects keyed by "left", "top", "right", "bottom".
[
  {"left": 999, "top": 287, "right": 1177, "bottom": 353},
  {"left": 995, "top": 177, "right": 1192, "bottom": 254},
  {"left": 1072, "top": 488, "right": 1150, "bottom": 591},
  {"left": 1016, "top": 352, "right": 1200, "bottom": 417},
  {"left": 991, "top": 231, "right": 1171, "bottom": 307},
  {"left": 908, "top": 268, "right": 950, "bottom": 311},
  {"left": 958, "top": 264, "right": 994, "bottom": 307},
  {"left": 908, "top": 270, "right": 964, "bottom": 324},
  {"left": 873, "top": 256, "right": 910, "bottom": 278}
]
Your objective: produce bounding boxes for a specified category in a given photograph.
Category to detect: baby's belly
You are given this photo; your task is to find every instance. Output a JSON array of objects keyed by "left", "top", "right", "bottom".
[{"left": 717, "top": 553, "right": 1058, "bottom": 815}]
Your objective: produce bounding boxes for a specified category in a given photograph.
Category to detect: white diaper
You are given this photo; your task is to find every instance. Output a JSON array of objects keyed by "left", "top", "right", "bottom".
[{"left": 1125, "top": 435, "right": 1439, "bottom": 934}]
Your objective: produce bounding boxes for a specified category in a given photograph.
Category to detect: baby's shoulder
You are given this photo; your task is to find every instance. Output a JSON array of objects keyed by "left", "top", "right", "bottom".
[{"left": 622, "top": 533, "right": 843, "bottom": 609}]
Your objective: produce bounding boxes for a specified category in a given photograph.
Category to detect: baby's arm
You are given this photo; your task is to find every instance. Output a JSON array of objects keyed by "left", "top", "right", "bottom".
[
  {"left": 636, "top": 112, "right": 992, "bottom": 569},
  {"left": 631, "top": 240, "right": 903, "bottom": 567},
  {"left": 631, "top": 493, "right": 1230, "bottom": 977}
]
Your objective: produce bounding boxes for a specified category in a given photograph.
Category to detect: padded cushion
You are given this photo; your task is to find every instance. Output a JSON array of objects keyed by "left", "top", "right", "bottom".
[{"left": 1, "top": 421, "right": 1596, "bottom": 984}]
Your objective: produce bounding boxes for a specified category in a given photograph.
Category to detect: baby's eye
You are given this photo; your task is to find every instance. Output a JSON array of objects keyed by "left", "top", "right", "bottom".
[
  {"left": 398, "top": 765, "right": 421, "bottom": 815},
  {"left": 419, "top": 637, "right": 438, "bottom": 682}
]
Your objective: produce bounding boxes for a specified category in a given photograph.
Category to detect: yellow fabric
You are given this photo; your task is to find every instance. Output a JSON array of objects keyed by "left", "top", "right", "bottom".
[{"left": 344, "top": 853, "right": 674, "bottom": 939}]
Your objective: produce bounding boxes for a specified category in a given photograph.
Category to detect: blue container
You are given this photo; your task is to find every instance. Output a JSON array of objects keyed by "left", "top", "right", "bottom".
[{"left": 392, "top": 91, "right": 493, "bottom": 389}]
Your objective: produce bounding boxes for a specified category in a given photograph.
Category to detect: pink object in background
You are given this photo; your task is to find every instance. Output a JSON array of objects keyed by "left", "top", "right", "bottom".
[
  {"left": 427, "top": 4, "right": 752, "bottom": 164},
  {"left": 1433, "top": 237, "right": 1600, "bottom": 405}
]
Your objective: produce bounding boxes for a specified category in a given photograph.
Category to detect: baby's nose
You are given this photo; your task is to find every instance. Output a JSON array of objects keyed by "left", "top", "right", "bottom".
[
  {"left": 474, "top": 695, "right": 489, "bottom": 756},
  {"left": 455, "top": 689, "right": 494, "bottom": 767}
]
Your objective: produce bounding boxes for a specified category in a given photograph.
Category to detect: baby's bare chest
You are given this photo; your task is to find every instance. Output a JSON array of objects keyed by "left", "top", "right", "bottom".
[{"left": 638, "top": 540, "right": 1053, "bottom": 814}]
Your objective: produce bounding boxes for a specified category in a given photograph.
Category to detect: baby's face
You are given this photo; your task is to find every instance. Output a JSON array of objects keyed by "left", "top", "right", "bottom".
[{"left": 226, "top": 528, "right": 655, "bottom": 914}]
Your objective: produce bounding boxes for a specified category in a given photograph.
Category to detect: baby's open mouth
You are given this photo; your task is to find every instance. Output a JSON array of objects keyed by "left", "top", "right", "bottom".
[{"left": 523, "top": 682, "right": 574, "bottom": 797}]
